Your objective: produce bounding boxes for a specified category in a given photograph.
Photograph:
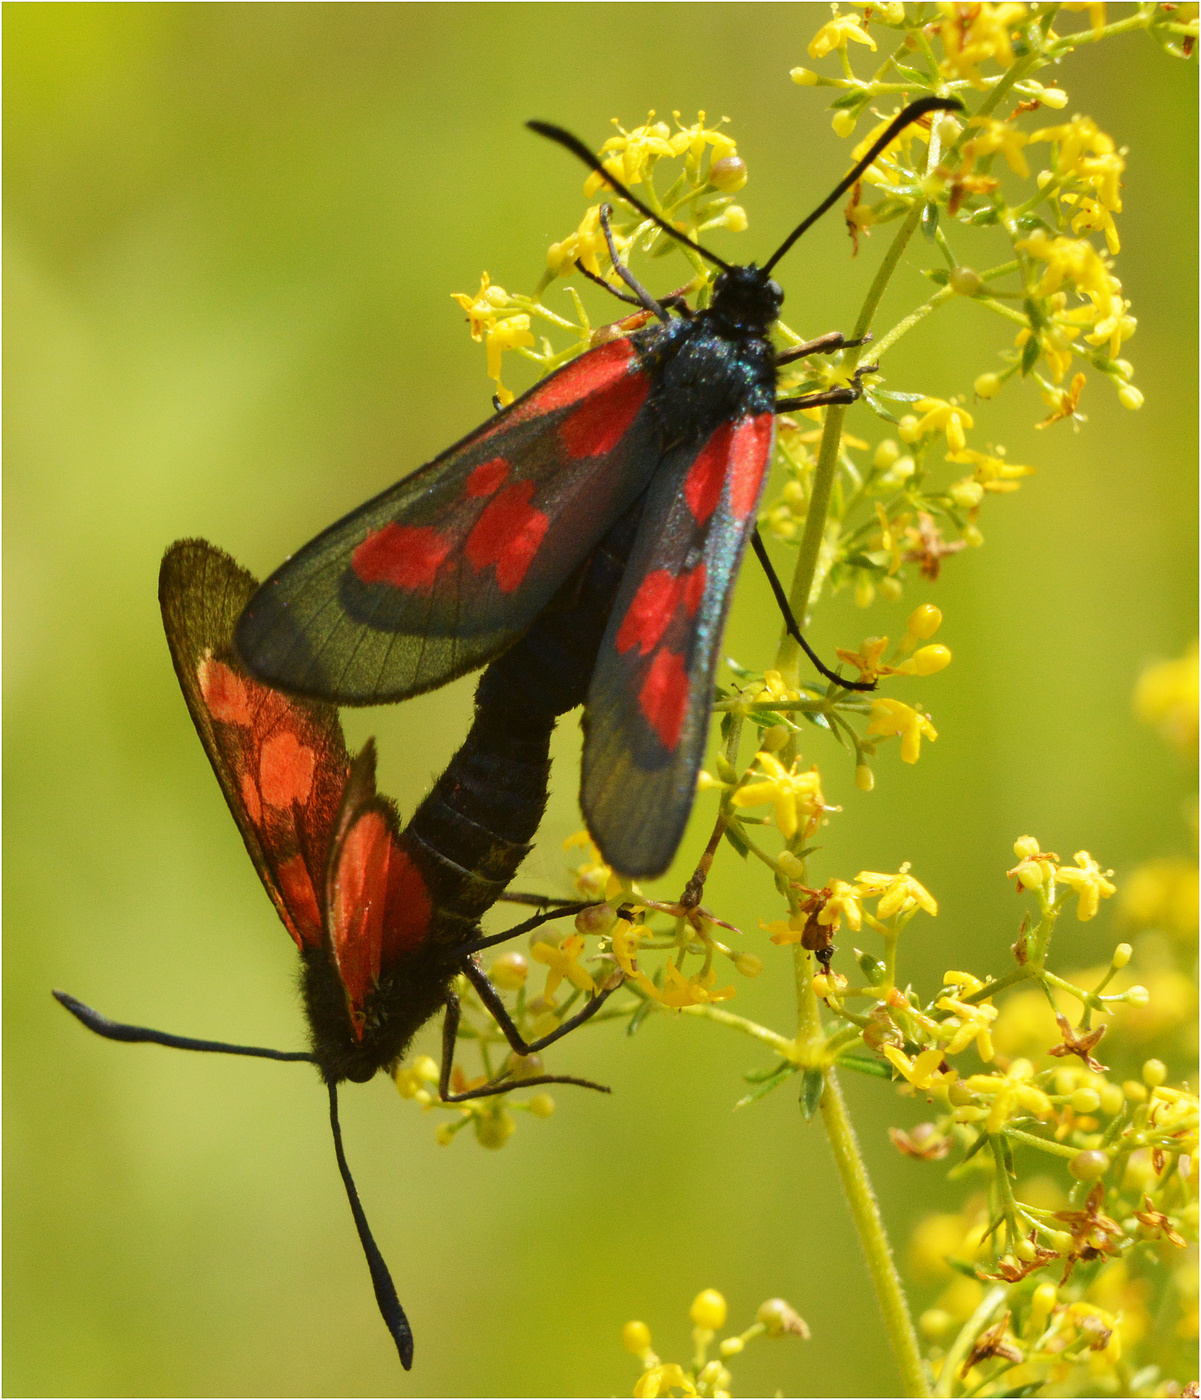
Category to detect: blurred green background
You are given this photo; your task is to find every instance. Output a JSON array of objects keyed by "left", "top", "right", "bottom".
[{"left": 5, "top": 6, "right": 1195, "bottom": 1396}]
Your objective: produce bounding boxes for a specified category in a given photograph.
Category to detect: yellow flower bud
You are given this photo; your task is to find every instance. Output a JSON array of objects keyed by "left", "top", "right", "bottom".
[
  {"left": 527, "top": 1093, "right": 555, "bottom": 1118},
  {"left": 709, "top": 155, "right": 748, "bottom": 192},
  {"left": 475, "top": 1108, "right": 516, "bottom": 1150},
  {"left": 1099, "top": 1082, "right": 1125, "bottom": 1116},
  {"left": 735, "top": 952, "right": 763, "bottom": 977},
  {"left": 435, "top": 1123, "right": 456, "bottom": 1147},
  {"left": 1123, "top": 1079, "right": 1148, "bottom": 1103},
  {"left": 1072, "top": 1087, "right": 1101, "bottom": 1113},
  {"left": 897, "top": 414, "right": 921, "bottom": 443},
  {"left": 721, "top": 205, "right": 749, "bottom": 233},
  {"left": 950, "top": 479, "right": 985, "bottom": 509},
  {"left": 832, "top": 111, "right": 857, "bottom": 138},
  {"left": 1030, "top": 1282, "right": 1058, "bottom": 1327},
  {"left": 963, "top": 524, "right": 984, "bottom": 547},
  {"left": 1013, "top": 835, "right": 1041, "bottom": 860},
  {"left": 949, "top": 267, "right": 982, "bottom": 297},
  {"left": 623, "top": 1320, "right": 652, "bottom": 1355},
  {"left": 974, "top": 372, "right": 1002, "bottom": 399},
  {"left": 777, "top": 850, "right": 805, "bottom": 878},
  {"left": 1069, "top": 1149, "right": 1108, "bottom": 1181},
  {"left": 489, "top": 951, "right": 529, "bottom": 990},
  {"left": 691, "top": 1288, "right": 727, "bottom": 1330},
  {"left": 934, "top": 114, "right": 961, "bottom": 144},
  {"left": 1124, "top": 985, "right": 1150, "bottom": 1007},
  {"left": 576, "top": 903, "right": 618, "bottom": 937},
  {"left": 761, "top": 724, "right": 791, "bottom": 752},
  {"left": 1016, "top": 1237, "right": 1037, "bottom": 1262},
  {"left": 1142, "top": 1058, "right": 1167, "bottom": 1087},
  {"left": 873, "top": 438, "right": 901, "bottom": 469},
  {"left": 1038, "top": 87, "right": 1069, "bottom": 108},
  {"left": 1015, "top": 860, "right": 1044, "bottom": 889},
  {"left": 1112, "top": 942, "right": 1133, "bottom": 969},
  {"left": 855, "top": 764, "right": 875, "bottom": 792},
  {"left": 910, "top": 644, "right": 951, "bottom": 676},
  {"left": 1054, "top": 1067, "right": 1079, "bottom": 1096},
  {"left": 1118, "top": 384, "right": 1144, "bottom": 410},
  {"left": 790, "top": 66, "right": 819, "bottom": 85},
  {"left": 719, "top": 1336, "right": 744, "bottom": 1357}
]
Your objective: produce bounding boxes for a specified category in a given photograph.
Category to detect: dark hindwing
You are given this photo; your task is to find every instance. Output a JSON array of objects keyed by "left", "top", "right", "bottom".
[
  {"left": 235, "top": 339, "right": 662, "bottom": 704},
  {"left": 159, "top": 539, "right": 350, "bottom": 951},
  {"left": 580, "top": 414, "right": 775, "bottom": 878}
]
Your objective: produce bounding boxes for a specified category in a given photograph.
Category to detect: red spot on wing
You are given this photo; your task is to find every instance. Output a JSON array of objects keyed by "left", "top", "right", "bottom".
[
  {"left": 259, "top": 730, "right": 316, "bottom": 809},
  {"left": 199, "top": 657, "right": 251, "bottom": 726},
  {"left": 617, "top": 564, "right": 709, "bottom": 657},
  {"left": 529, "top": 338, "right": 636, "bottom": 413},
  {"left": 352, "top": 523, "right": 452, "bottom": 590},
  {"left": 616, "top": 569, "right": 676, "bottom": 656},
  {"left": 728, "top": 415, "right": 774, "bottom": 519},
  {"left": 329, "top": 809, "right": 392, "bottom": 1035},
  {"left": 682, "top": 562, "right": 707, "bottom": 615},
  {"left": 240, "top": 772, "right": 263, "bottom": 826},
  {"left": 465, "top": 457, "right": 509, "bottom": 498},
  {"left": 639, "top": 648, "right": 690, "bottom": 752},
  {"left": 381, "top": 843, "right": 433, "bottom": 960},
  {"left": 683, "top": 423, "right": 733, "bottom": 524},
  {"left": 277, "top": 854, "right": 323, "bottom": 949},
  {"left": 559, "top": 370, "right": 649, "bottom": 458},
  {"left": 465, "top": 480, "right": 549, "bottom": 592}
]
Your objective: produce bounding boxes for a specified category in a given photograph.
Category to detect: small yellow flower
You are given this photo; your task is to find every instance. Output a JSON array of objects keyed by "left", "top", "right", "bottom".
[
  {"left": 634, "top": 1362, "right": 696, "bottom": 1398},
  {"left": 586, "top": 112, "right": 675, "bottom": 194},
  {"left": 819, "top": 879, "right": 863, "bottom": 933},
  {"left": 531, "top": 934, "right": 597, "bottom": 1001},
  {"left": 1018, "top": 231, "right": 1134, "bottom": 358},
  {"left": 636, "top": 964, "right": 736, "bottom": 1008},
  {"left": 964, "top": 1058, "right": 1054, "bottom": 1133},
  {"left": 936, "top": 995, "right": 998, "bottom": 1061},
  {"left": 866, "top": 697, "right": 938, "bottom": 764},
  {"left": 610, "top": 919, "right": 643, "bottom": 977},
  {"left": 884, "top": 1044, "right": 947, "bottom": 1089},
  {"left": 484, "top": 316, "right": 534, "bottom": 405},
  {"left": 669, "top": 111, "right": 737, "bottom": 170},
  {"left": 911, "top": 397, "right": 974, "bottom": 454},
  {"left": 1057, "top": 851, "right": 1117, "bottom": 921},
  {"left": 855, "top": 865, "right": 939, "bottom": 920},
  {"left": 547, "top": 203, "right": 633, "bottom": 279},
  {"left": 935, "top": 2, "right": 1028, "bottom": 86},
  {"left": 945, "top": 446, "right": 1034, "bottom": 495},
  {"left": 1134, "top": 642, "right": 1198, "bottom": 755},
  {"left": 808, "top": 12, "right": 877, "bottom": 58},
  {"left": 451, "top": 270, "right": 510, "bottom": 340},
  {"left": 963, "top": 117, "right": 1030, "bottom": 177},
  {"left": 730, "top": 752, "right": 826, "bottom": 841}
]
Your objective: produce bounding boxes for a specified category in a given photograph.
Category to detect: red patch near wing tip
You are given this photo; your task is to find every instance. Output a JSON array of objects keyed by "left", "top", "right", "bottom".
[
  {"left": 199, "top": 656, "right": 252, "bottom": 727},
  {"left": 528, "top": 337, "right": 636, "bottom": 414},
  {"left": 639, "top": 648, "right": 690, "bottom": 752},
  {"left": 382, "top": 843, "right": 433, "bottom": 960},
  {"left": 465, "top": 457, "right": 509, "bottom": 498},
  {"left": 616, "top": 564, "right": 708, "bottom": 657},
  {"left": 465, "top": 480, "right": 549, "bottom": 592},
  {"left": 352, "top": 523, "right": 452, "bottom": 590},
  {"left": 330, "top": 809, "right": 392, "bottom": 1036},
  {"left": 259, "top": 730, "right": 317, "bottom": 809}
]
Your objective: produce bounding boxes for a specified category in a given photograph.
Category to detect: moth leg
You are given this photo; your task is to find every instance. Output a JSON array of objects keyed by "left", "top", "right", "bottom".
[
  {"left": 456, "top": 901, "right": 599, "bottom": 958},
  {"left": 777, "top": 330, "right": 872, "bottom": 365},
  {"left": 749, "top": 530, "right": 876, "bottom": 694},
  {"left": 437, "top": 982, "right": 612, "bottom": 1101},
  {"left": 773, "top": 385, "right": 859, "bottom": 413},
  {"left": 596, "top": 204, "right": 671, "bottom": 323}
]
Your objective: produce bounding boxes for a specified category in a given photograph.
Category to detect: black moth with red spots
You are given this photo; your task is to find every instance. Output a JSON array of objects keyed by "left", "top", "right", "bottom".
[
  {"left": 235, "top": 97, "right": 959, "bottom": 879},
  {"left": 55, "top": 519, "right": 640, "bottom": 1371}
]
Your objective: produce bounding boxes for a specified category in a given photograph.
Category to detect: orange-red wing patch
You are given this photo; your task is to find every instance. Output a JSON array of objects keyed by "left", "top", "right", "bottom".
[
  {"left": 521, "top": 337, "right": 636, "bottom": 415},
  {"left": 199, "top": 657, "right": 252, "bottom": 726},
  {"left": 259, "top": 730, "right": 317, "bottom": 810},
  {"left": 638, "top": 649, "right": 690, "bottom": 751},
  {"left": 329, "top": 808, "right": 393, "bottom": 1036},
  {"left": 683, "top": 422, "right": 733, "bottom": 525},
  {"left": 559, "top": 369, "right": 649, "bottom": 459},
  {"left": 352, "top": 523, "right": 452, "bottom": 590},
  {"left": 381, "top": 845, "right": 433, "bottom": 961},
  {"left": 465, "top": 481, "right": 550, "bottom": 593},
  {"left": 616, "top": 564, "right": 707, "bottom": 657},
  {"left": 728, "top": 415, "right": 774, "bottom": 519},
  {"left": 464, "top": 457, "right": 510, "bottom": 498}
]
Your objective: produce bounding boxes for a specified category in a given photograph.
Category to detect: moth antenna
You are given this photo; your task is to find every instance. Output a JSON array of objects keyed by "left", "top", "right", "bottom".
[
  {"left": 52, "top": 990, "right": 316, "bottom": 1063},
  {"left": 327, "top": 1083, "right": 415, "bottom": 1370},
  {"left": 762, "top": 95, "right": 965, "bottom": 274},
  {"left": 526, "top": 121, "right": 735, "bottom": 274}
]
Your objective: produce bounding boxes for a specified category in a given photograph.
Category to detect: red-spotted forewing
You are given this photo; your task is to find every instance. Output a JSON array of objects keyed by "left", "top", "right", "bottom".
[
  {"left": 581, "top": 413, "right": 775, "bottom": 876},
  {"left": 235, "top": 339, "right": 660, "bottom": 703}
]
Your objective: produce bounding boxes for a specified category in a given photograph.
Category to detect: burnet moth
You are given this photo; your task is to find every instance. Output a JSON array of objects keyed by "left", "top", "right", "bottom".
[
  {"left": 235, "top": 96, "right": 961, "bottom": 879},
  {"left": 55, "top": 524, "right": 641, "bottom": 1369}
]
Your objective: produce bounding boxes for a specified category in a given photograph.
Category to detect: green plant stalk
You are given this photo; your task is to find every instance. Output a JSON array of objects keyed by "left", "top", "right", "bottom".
[
  {"left": 821, "top": 1068, "right": 932, "bottom": 1397},
  {"left": 776, "top": 199, "right": 925, "bottom": 684}
]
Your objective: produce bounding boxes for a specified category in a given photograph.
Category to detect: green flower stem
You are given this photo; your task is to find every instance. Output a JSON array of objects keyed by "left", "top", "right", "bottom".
[
  {"left": 820, "top": 1068, "right": 932, "bottom": 1398},
  {"left": 1002, "top": 1126, "right": 1081, "bottom": 1161},
  {"left": 677, "top": 1002, "right": 796, "bottom": 1058},
  {"left": 934, "top": 1285, "right": 1008, "bottom": 1400}
]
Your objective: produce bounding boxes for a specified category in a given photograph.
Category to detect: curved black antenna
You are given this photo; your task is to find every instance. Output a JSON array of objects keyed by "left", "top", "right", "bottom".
[
  {"left": 762, "top": 95, "right": 964, "bottom": 274},
  {"left": 328, "top": 1083, "right": 415, "bottom": 1369},
  {"left": 526, "top": 121, "right": 735, "bottom": 274},
  {"left": 53, "top": 990, "right": 316, "bottom": 1063}
]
